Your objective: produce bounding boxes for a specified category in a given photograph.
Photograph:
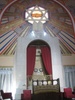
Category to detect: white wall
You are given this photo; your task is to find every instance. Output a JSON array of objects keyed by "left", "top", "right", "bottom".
[
  {"left": 0, "top": 56, "right": 14, "bottom": 67},
  {"left": 62, "top": 54, "right": 75, "bottom": 65},
  {"left": 0, "top": 54, "right": 75, "bottom": 67}
]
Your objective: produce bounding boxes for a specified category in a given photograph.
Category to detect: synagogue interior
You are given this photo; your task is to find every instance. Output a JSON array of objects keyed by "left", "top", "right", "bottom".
[{"left": 0, "top": 0, "right": 75, "bottom": 100}]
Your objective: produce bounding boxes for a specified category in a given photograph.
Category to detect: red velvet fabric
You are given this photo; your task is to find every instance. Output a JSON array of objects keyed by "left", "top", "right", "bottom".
[
  {"left": 41, "top": 46, "right": 52, "bottom": 75},
  {"left": 0, "top": 90, "right": 12, "bottom": 100},
  {"left": 27, "top": 46, "right": 36, "bottom": 76},
  {"left": 23, "top": 90, "right": 31, "bottom": 100},
  {"left": 64, "top": 88, "right": 75, "bottom": 98}
]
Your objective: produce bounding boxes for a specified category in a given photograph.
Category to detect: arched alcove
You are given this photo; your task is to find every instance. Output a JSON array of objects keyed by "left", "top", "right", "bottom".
[
  {"left": 27, "top": 40, "right": 52, "bottom": 88},
  {"left": 14, "top": 32, "right": 65, "bottom": 99}
]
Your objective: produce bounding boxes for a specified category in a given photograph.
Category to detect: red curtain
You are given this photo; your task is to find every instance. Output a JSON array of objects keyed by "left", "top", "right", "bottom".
[
  {"left": 41, "top": 46, "right": 52, "bottom": 75},
  {"left": 27, "top": 46, "right": 36, "bottom": 76}
]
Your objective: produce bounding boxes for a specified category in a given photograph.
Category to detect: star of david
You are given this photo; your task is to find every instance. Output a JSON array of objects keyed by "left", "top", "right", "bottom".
[{"left": 25, "top": 5, "right": 48, "bottom": 24}]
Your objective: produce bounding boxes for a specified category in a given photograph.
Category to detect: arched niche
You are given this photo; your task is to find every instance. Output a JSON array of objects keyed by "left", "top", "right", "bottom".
[
  {"left": 27, "top": 40, "right": 52, "bottom": 87},
  {"left": 14, "top": 32, "right": 65, "bottom": 99}
]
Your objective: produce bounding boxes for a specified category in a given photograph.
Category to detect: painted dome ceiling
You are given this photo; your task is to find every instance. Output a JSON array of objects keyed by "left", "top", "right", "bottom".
[{"left": 0, "top": 0, "right": 75, "bottom": 55}]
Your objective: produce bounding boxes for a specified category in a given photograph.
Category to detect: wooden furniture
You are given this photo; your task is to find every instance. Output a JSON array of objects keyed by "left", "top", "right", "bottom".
[
  {"left": 0, "top": 90, "right": 13, "bottom": 100},
  {"left": 32, "top": 78, "right": 61, "bottom": 100}
]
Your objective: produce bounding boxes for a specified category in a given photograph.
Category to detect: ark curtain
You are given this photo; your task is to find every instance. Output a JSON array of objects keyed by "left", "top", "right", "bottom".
[{"left": 41, "top": 46, "right": 52, "bottom": 75}]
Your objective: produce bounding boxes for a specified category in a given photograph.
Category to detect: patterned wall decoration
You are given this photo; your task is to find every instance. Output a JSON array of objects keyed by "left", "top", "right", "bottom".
[
  {"left": 0, "top": 22, "right": 32, "bottom": 55},
  {"left": 0, "top": 0, "right": 75, "bottom": 55}
]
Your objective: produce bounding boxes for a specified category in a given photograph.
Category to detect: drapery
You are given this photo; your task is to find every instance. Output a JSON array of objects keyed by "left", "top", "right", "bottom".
[
  {"left": 27, "top": 46, "right": 36, "bottom": 76},
  {"left": 40, "top": 46, "right": 52, "bottom": 75},
  {"left": 0, "top": 68, "right": 13, "bottom": 92},
  {"left": 64, "top": 66, "right": 75, "bottom": 90}
]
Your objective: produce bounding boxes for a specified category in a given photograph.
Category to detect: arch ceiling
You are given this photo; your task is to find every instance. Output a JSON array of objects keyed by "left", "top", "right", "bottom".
[{"left": 0, "top": 0, "right": 75, "bottom": 55}]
